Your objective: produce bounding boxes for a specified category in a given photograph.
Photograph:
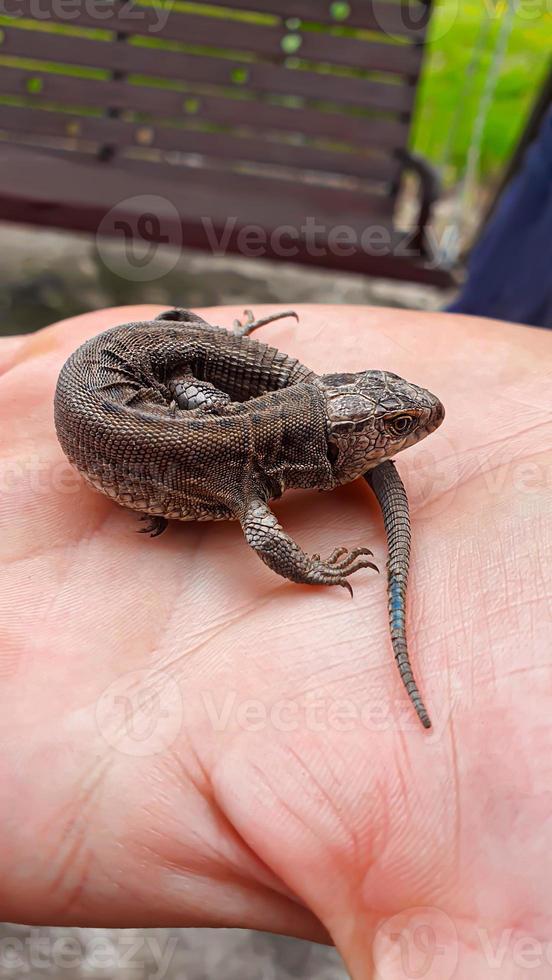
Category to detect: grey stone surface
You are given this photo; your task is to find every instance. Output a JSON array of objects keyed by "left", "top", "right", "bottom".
[
  {"left": 0, "top": 924, "right": 348, "bottom": 979},
  {"left": 0, "top": 222, "right": 452, "bottom": 336}
]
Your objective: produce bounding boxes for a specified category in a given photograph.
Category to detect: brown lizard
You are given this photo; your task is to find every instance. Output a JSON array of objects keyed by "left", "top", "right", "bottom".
[{"left": 54, "top": 308, "right": 444, "bottom": 728}]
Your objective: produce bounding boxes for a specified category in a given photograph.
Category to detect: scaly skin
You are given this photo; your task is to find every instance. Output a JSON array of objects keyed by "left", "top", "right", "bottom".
[
  {"left": 366, "top": 460, "right": 431, "bottom": 728},
  {"left": 54, "top": 307, "right": 444, "bottom": 726}
]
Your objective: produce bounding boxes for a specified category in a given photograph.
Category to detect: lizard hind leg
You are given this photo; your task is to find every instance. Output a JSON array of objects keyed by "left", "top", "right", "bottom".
[{"left": 233, "top": 309, "right": 299, "bottom": 338}]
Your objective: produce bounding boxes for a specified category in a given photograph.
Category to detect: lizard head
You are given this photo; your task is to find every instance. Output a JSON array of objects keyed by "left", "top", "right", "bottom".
[{"left": 320, "top": 370, "right": 444, "bottom": 485}]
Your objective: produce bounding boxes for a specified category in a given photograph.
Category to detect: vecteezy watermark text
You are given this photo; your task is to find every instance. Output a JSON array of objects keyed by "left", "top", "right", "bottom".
[
  {"left": 199, "top": 688, "right": 462, "bottom": 737},
  {"left": 201, "top": 216, "right": 450, "bottom": 270},
  {"left": 0, "top": 0, "right": 172, "bottom": 31},
  {"left": 0, "top": 931, "right": 178, "bottom": 979},
  {"left": 95, "top": 195, "right": 458, "bottom": 283}
]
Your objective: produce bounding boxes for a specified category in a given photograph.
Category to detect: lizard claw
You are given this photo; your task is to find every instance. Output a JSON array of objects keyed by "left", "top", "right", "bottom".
[
  {"left": 326, "top": 545, "right": 374, "bottom": 568},
  {"left": 233, "top": 309, "right": 254, "bottom": 331},
  {"left": 326, "top": 546, "right": 349, "bottom": 564},
  {"left": 137, "top": 515, "right": 168, "bottom": 537},
  {"left": 306, "top": 545, "right": 378, "bottom": 591}
]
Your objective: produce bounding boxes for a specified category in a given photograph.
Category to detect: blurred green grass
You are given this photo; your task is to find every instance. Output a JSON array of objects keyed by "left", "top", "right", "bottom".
[{"left": 412, "top": 0, "right": 551, "bottom": 182}]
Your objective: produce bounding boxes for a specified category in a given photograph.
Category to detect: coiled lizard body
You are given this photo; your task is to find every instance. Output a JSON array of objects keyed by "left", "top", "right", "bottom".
[{"left": 54, "top": 308, "right": 444, "bottom": 727}]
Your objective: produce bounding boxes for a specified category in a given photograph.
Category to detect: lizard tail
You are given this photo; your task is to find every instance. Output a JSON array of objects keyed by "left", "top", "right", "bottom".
[{"left": 365, "top": 460, "right": 432, "bottom": 730}]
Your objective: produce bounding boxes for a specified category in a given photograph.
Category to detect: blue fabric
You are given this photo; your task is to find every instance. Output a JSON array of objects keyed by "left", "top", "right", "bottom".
[{"left": 448, "top": 108, "right": 552, "bottom": 328}]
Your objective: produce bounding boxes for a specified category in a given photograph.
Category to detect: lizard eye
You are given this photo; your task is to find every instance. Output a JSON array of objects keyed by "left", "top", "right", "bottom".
[{"left": 389, "top": 414, "right": 415, "bottom": 436}]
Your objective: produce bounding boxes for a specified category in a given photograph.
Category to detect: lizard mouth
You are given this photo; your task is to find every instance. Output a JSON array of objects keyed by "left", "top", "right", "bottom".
[
  {"left": 416, "top": 398, "right": 445, "bottom": 442},
  {"left": 427, "top": 397, "right": 445, "bottom": 432},
  {"left": 397, "top": 397, "right": 445, "bottom": 452}
]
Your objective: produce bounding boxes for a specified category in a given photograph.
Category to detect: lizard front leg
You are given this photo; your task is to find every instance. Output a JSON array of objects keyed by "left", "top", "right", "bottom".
[
  {"left": 233, "top": 309, "right": 298, "bottom": 337},
  {"left": 238, "top": 497, "right": 377, "bottom": 594},
  {"left": 156, "top": 305, "right": 298, "bottom": 338}
]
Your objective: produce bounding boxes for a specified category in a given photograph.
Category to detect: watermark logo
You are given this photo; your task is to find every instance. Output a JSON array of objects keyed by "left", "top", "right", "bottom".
[
  {"left": 373, "top": 906, "right": 459, "bottom": 979},
  {"left": 96, "top": 195, "right": 182, "bottom": 282},
  {"left": 405, "top": 430, "right": 460, "bottom": 523},
  {"left": 371, "top": 0, "right": 455, "bottom": 43},
  {"left": 371, "top": 0, "right": 547, "bottom": 44},
  {"left": 95, "top": 668, "right": 183, "bottom": 756}
]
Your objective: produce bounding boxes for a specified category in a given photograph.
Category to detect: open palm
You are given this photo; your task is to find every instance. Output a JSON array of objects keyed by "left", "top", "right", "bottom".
[{"left": 1, "top": 304, "right": 550, "bottom": 979}]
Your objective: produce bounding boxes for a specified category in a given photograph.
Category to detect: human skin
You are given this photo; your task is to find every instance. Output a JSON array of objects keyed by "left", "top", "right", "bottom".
[{"left": 0, "top": 304, "right": 550, "bottom": 979}]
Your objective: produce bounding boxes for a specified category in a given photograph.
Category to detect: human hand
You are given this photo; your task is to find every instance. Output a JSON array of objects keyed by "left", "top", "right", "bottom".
[{"left": 1, "top": 305, "right": 550, "bottom": 978}]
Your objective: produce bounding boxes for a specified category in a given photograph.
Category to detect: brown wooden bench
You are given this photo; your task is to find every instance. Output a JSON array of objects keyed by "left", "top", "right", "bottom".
[{"left": 0, "top": 0, "right": 453, "bottom": 286}]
